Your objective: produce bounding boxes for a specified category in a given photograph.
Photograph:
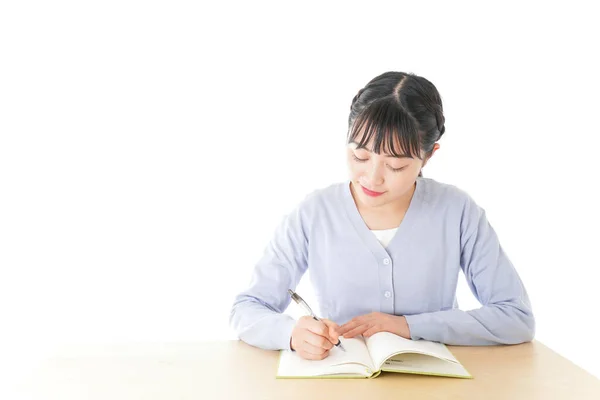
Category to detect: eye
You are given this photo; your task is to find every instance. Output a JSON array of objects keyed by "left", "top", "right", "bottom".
[
  {"left": 353, "top": 154, "right": 407, "bottom": 172},
  {"left": 352, "top": 154, "right": 367, "bottom": 163}
]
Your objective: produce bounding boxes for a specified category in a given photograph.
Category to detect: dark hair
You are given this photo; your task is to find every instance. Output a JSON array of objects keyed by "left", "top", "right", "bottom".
[{"left": 347, "top": 71, "right": 446, "bottom": 177}]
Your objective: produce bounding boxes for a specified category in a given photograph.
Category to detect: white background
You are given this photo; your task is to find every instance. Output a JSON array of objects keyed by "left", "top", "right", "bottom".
[{"left": 1, "top": 0, "right": 599, "bottom": 391}]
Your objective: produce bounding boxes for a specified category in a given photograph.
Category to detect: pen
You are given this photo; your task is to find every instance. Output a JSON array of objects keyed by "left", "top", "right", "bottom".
[{"left": 288, "top": 289, "right": 346, "bottom": 352}]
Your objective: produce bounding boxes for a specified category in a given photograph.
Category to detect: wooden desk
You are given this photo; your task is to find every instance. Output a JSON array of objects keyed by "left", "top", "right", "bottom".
[{"left": 18, "top": 340, "right": 600, "bottom": 399}]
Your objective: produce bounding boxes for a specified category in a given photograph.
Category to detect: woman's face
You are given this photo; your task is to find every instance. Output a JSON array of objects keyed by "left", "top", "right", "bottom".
[{"left": 346, "top": 138, "right": 439, "bottom": 210}]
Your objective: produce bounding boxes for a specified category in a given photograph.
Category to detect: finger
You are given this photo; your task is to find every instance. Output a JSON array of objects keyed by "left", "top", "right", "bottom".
[
  {"left": 304, "top": 332, "right": 334, "bottom": 350},
  {"left": 301, "top": 340, "right": 329, "bottom": 356},
  {"left": 363, "top": 325, "right": 382, "bottom": 338},
  {"left": 321, "top": 319, "right": 340, "bottom": 342},
  {"left": 328, "top": 325, "right": 340, "bottom": 343},
  {"left": 339, "top": 320, "right": 362, "bottom": 336},
  {"left": 343, "top": 324, "right": 370, "bottom": 338},
  {"left": 298, "top": 349, "right": 330, "bottom": 361},
  {"left": 306, "top": 319, "right": 338, "bottom": 345},
  {"left": 321, "top": 318, "right": 340, "bottom": 331},
  {"left": 338, "top": 320, "right": 359, "bottom": 336},
  {"left": 305, "top": 319, "right": 329, "bottom": 337}
]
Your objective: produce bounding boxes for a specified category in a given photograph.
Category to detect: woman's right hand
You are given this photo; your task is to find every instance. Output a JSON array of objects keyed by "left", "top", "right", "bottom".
[{"left": 290, "top": 316, "right": 340, "bottom": 360}]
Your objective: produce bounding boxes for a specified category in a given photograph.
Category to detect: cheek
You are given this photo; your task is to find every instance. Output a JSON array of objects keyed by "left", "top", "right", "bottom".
[
  {"left": 348, "top": 163, "right": 368, "bottom": 180},
  {"left": 347, "top": 157, "right": 362, "bottom": 175}
]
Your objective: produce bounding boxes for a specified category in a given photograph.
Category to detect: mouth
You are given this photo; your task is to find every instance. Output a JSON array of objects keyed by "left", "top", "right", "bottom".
[{"left": 360, "top": 185, "right": 385, "bottom": 197}]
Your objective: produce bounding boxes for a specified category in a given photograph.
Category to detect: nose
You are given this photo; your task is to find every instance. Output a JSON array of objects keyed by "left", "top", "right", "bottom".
[{"left": 362, "top": 162, "right": 384, "bottom": 187}]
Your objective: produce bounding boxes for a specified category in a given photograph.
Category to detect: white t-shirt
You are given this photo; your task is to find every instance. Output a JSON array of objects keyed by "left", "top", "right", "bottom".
[{"left": 370, "top": 227, "right": 398, "bottom": 248}]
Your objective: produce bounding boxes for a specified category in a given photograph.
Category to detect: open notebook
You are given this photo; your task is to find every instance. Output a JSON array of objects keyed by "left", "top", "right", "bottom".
[{"left": 277, "top": 332, "right": 472, "bottom": 379}]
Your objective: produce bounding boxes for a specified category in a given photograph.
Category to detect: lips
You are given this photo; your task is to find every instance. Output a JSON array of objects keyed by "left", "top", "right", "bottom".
[{"left": 361, "top": 185, "right": 385, "bottom": 197}]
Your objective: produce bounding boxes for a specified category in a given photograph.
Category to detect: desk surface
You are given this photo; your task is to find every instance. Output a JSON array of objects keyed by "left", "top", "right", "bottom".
[{"left": 18, "top": 340, "right": 600, "bottom": 400}]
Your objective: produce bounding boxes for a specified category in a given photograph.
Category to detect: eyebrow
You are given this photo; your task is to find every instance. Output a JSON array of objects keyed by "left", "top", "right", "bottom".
[{"left": 349, "top": 142, "right": 413, "bottom": 159}]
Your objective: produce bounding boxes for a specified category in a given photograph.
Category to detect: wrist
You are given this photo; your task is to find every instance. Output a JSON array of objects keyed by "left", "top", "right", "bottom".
[{"left": 395, "top": 315, "right": 411, "bottom": 339}]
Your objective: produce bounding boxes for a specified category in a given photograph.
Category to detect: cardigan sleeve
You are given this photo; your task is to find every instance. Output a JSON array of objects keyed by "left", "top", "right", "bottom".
[
  {"left": 405, "top": 193, "right": 535, "bottom": 345},
  {"left": 229, "top": 198, "right": 311, "bottom": 350}
]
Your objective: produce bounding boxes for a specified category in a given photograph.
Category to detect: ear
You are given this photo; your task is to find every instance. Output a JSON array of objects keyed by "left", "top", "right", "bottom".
[{"left": 422, "top": 143, "right": 440, "bottom": 168}]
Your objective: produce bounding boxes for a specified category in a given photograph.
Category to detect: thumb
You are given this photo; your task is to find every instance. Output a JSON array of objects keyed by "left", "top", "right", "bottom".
[{"left": 322, "top": 319, "right": 340, "bottom": 342}]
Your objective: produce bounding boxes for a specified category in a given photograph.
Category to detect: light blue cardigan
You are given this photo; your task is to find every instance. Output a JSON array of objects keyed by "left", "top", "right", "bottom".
[{"left": 230, "top": 177, "right": 535, "bottom": 350}]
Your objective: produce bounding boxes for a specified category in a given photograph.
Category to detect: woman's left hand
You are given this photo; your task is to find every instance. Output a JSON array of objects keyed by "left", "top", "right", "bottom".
[{"left": 337, "top": 312, "right": 411, "bottom": 339}]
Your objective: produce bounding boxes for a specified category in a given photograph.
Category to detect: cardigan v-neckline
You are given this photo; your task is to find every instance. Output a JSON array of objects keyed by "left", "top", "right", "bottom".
[{"left": 341, "top": 177, "right": 425, "bottom": 260}]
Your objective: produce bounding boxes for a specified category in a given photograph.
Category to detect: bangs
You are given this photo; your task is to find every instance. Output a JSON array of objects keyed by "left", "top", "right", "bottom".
[{"left": 348, "top": 98, "right": 422, "bottom": 159}]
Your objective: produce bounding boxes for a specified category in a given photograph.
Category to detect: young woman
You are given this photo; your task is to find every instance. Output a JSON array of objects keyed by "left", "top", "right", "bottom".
[{"left": 229, "top": 71, "right": 535, "bottom": 361}]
